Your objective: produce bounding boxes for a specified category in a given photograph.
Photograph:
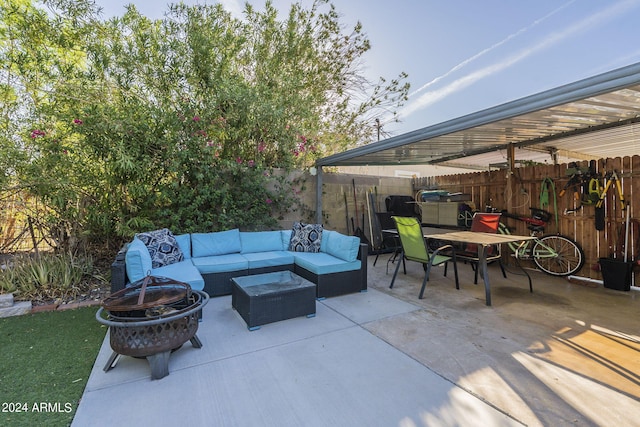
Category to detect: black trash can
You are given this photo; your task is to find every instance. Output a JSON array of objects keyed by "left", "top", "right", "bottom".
[{"left": 598, "top": 258, "right": 633, "bottom": 291}]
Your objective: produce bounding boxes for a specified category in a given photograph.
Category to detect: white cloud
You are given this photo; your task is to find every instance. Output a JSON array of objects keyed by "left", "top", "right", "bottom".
[
  {"left": 409, "top": 0, "right": 577, "bottom": 98},
  {"left": 401, "top": 0, "right": 640, "bottom": 120}
]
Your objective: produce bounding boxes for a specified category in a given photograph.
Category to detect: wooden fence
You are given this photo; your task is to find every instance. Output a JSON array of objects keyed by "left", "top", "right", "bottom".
[{"left": 413, "top": 155, "right": 639, "bottom": 280}]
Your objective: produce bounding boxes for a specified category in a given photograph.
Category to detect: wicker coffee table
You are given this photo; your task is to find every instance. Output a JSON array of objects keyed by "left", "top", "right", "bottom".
[{"left": 231, "top": 271, "right": 316, "bottom": 330}]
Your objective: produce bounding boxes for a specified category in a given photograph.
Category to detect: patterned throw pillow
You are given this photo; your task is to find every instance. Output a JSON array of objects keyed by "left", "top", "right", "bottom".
[
  {"left": 288, "top": 222, "right": 323, "bottom": 253},
  {"left": 136, "top": 228, "right": 184, "bottom": 268}
]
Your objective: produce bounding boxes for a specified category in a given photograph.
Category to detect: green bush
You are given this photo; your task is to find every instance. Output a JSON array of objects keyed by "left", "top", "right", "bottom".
[
  {"left": 0, "top": 253, "right": 103, "bottom": 301},
  {"left": 1, "top": 0, "right": 409, "bottom": 250}
]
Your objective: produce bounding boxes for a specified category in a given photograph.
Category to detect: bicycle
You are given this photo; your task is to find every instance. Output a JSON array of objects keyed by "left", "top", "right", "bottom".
[{"left": 497, "top": 208, "right": 585, "bottom": 276}]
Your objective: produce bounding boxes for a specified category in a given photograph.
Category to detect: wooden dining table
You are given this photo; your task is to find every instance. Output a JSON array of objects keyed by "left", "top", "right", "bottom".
[{"left": 424, "top": 230, "right": 536, "bottom": 306}]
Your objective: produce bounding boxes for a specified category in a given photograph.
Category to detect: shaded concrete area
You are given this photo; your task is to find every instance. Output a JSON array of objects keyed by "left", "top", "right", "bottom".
[
  {"left": 368, "top": 254, "right": 639, "bottom": 426},
  {"left": 73, "top": 255, "right": 639, "bottom": 426}
]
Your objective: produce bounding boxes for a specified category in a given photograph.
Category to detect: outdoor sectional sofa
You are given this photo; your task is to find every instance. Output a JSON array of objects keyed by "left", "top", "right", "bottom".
[{"left": 110, "top": 226, "right": 368, "bottom": 299}]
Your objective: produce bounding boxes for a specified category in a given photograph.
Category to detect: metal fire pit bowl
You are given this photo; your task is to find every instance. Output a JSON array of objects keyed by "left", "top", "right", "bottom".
[{"left": 96, "top": 276, "right": 209, "bottom": 380}]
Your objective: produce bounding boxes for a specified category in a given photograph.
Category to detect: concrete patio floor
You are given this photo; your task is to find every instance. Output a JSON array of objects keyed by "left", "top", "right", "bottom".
[{"left": 73, "top": 255, "right": 640, "bottom": 426}]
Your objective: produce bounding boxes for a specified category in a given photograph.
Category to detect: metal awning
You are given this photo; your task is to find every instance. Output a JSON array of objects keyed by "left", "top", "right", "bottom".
[{"left": 317, "top": 62, "right": 640, "bottom": 170}]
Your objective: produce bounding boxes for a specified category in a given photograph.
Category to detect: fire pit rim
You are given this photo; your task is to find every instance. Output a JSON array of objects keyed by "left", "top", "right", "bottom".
[{"left": 95, "top": 289, "right": 209, "bottom": 327}]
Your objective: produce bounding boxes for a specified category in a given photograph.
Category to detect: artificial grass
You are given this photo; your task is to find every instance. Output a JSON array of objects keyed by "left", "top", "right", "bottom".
[{"left": 0, "top": 307, "right": 106, "bottom": 427}]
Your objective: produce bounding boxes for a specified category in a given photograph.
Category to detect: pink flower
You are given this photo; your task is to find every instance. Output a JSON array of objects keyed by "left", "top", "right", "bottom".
[
  {"left": 236, "top": 157, "right": 242, "bottom": 164},
  {"left": 193, "top": 116, "right": 200, "bottom": 122},
  {"left": 248, "top": 160, "right": 255, "bottom": 167},
  {"left": 258, "top": 142, "right": 266, "bottom": 153},
  {"left": 265, "top": 198, "right": 273, "bottom": 204},
  {"left": 73, "top": 118, "right": 83, "bottom": 125},
  {"left": 30, "top": 129, "right": 45, "bottom": 138}
]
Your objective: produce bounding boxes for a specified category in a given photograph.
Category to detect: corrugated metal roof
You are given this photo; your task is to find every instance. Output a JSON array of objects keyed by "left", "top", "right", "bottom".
[{"left": 317, "top": 62, "right": 640, "bottom": 171}]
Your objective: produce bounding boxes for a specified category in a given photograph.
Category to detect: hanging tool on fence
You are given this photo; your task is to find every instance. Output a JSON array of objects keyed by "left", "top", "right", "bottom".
[
  {"left": 560, "top": 161, "right": 602, "bottom": 214},
  {"left": 595, "top": 170, "right": 626, "bottom": 233},
  {"left": 539, "top": 176, "right": 558, "bottom": 228},
  {"left": 596, "top": 170, "right": 626, "bottom": 210},
  {"left": 559, "top": 163, "right": 585, "bottom": 213}
]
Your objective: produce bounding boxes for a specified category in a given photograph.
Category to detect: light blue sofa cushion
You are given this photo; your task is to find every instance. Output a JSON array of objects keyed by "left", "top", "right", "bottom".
[
  {"left": 281, "top": 230, "right": 292, "bottom": 250},
  {"left": 325, "top": 232, "right": 360, "bottom": 262},
  {"left": 240, "top": 231, "right": 285, "bottom": 254},
  {"left": 191, "top": 253, "right": 248, "bottom": 274},
  {"left": 174, "top": 233, "right": 191, "bottom": 259},
  {"left": 320, "top": 230, "right": 335, "bottom": 253},
  {"left": 242, "top": 251, "right": 295, "bottom": 269},
  {"left": 125, "top": 237, "right": 152, "bottom": 283},
  {"left": 191, "top": 229, "right": 241, "bottom": 257},
  {"left": 292, "top": 252, "right": 361, "bottom": 275},
  {"left": 152, "top": 260, "right": 204, "bottom": 291}
]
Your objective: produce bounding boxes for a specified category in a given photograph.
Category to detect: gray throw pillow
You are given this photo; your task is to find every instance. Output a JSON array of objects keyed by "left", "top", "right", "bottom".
[
  {"left": 136, "top": 228, "right": 184, "bottom": 268},
  {"left": 288, "top": 222, "right": 323, "bottom": 253}
]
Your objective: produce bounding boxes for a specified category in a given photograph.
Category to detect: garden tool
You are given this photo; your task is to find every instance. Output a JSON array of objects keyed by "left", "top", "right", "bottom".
[
  {"left": 596, "top": 170, "right": 625, "bottom": 210},
  {"left": 539, "top": 177, "right": 558, "bottom": 228},
  {"left": 585, "top": 177, "right": 602, "bottom": 205}
]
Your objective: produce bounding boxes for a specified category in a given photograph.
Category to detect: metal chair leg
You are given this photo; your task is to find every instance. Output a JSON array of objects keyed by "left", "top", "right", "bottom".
[{"left": 389, "top": 251, "right": 404, "bottom": 289}]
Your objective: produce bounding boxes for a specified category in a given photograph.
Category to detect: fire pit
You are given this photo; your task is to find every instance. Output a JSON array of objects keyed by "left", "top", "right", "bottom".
[{"left": 96, "top": 275, "right": 209, "bottom": 380}]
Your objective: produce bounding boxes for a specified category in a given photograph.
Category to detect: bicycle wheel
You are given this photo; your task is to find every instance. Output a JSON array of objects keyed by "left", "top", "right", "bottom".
[{"left": 532, "top": 234, "right": 585, "bottom": 276}]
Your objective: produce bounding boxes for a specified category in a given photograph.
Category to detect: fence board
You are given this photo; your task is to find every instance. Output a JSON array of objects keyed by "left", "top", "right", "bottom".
[{"left": 413, "top": 155, "right": 640, "bottom": 280}]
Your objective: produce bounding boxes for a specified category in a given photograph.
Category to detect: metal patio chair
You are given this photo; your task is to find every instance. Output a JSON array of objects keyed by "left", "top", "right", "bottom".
[{"left": 389, "top": 216, "right": 459, "bottom": 299}]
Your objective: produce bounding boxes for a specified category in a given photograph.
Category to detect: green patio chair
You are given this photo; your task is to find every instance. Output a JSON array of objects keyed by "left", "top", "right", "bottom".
[{"left": 389, "top": 216, "right": 459, "bottom": 299}]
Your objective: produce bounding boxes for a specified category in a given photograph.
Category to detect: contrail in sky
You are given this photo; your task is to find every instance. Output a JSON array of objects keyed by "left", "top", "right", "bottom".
[
  {"left": 408, "top": 0, "right": 576, "bottom": 98},
  {"left": 400, "top": 0, "right": 640, "bottom": 120}
]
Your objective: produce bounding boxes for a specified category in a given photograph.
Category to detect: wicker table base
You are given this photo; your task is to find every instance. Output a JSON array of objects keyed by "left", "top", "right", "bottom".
[{"left": 231, "top": 271, "right": 316, "bottom": 330}]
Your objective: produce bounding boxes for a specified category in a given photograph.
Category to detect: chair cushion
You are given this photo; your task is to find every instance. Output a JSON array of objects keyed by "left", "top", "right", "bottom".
[
  {"left": 241, "top": 251, "right": 295, "bottom": 269},
  {"left": 292, "top": 252, "right": 361, "bottom": 275},
  {"left": 191, "top": 253, "right": 249, "bottom": 274},
  {"left": 191, "top": 229, "right": 241, "bottom": 257},
  {"left": 288, "top": 222, "right": 323, "bottom": 253},
  {"left": 320, "top": 230, "right": 335, "bottom": 253},
  {"left": 281, "top": 230, "right": 292, "bottom": 248},
  {"left": 125, "top": 237, "right": 153, "bottom": 283},
  {"left": 136, "top": 228, "right": 184, "bottom": 268},
  {"left": 324, "top": 231, "right": 360, "bottom": 262},
  {"left": 151, "top": 260, "right": 204, "bottom": 291},
  {"left": 174, "top": 233, "right": 191, "bottom": 259},
  {"left": 240, "top": 231, "right": 285, "bottom": 254}
]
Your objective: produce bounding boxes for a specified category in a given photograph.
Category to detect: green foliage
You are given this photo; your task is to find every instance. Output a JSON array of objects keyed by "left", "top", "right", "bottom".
[
  {"left": 1, "top": 0, "right": 409, "bottom": 248},
  {"left": 0, "top": 252, "right": 103, "bottom": 300}
]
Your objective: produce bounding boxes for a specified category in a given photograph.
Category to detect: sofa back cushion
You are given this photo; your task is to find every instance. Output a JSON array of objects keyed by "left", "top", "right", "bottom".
[
  {"left": 191, "top": 229, "right": 241, "bottom": 257},
  {"left": 324, "top": 231, "right": 360, "bottom": 262},
  {"left": 174, "top": 233, "right": 191, "bottom": 259},
  {"left": 125, "top": 237, "right": 153, "bottom": 283},
  {"left": 320, "top": 230, "right": 335, "bottom": 253},
  {"left": 240, "top": 231, "right": 285, "bottom": 254},
  {"left": 281, "top": 230, "right": 292, "bottom": 249}
]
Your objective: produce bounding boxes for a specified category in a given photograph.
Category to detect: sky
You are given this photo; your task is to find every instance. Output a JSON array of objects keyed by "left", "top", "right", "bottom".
[{"left": 94, "top": 0, "right": 640, "bottom": 138}]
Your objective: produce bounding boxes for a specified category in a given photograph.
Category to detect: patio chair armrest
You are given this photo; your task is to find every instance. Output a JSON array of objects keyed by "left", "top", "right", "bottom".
[
  {"left": 430, "top": 244, "right": 457, "bottom": 262},
  {"left": 431, "top": 243, "right": 456, "bottom": 255}
]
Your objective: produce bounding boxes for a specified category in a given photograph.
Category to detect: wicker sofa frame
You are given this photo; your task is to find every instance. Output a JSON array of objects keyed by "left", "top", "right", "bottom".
[{"left": 111, "top": 243, "right": 368, "bottom": 300}]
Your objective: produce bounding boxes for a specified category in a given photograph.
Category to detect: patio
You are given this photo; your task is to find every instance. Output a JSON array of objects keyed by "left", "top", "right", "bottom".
[{"left": 73, "top": 256, "right": 640, "bottom": 426}]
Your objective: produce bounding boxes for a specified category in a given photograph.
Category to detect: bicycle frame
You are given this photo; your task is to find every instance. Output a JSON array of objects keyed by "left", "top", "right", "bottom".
[
  {"left": 497, "top": 209, "right": 585, "bottom": 276},
  {"left": 497, "top": 222, "right": 557, "bottom": 260}
]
